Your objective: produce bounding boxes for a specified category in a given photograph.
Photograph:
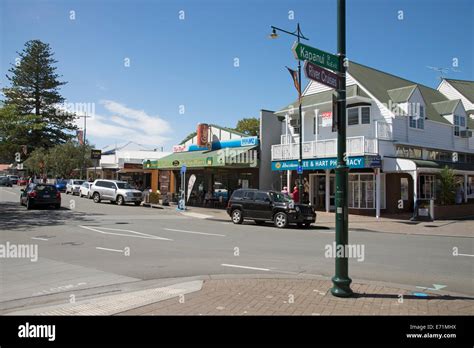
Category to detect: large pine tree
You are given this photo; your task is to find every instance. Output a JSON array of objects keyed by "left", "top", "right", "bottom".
[{"left": 2, "top": 40, "right": 76, "bottom": 150}]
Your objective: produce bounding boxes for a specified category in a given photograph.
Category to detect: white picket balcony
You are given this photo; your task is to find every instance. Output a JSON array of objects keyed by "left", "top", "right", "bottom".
[{"left": 271, "top": 136, "right": 378, "bottom": 161}]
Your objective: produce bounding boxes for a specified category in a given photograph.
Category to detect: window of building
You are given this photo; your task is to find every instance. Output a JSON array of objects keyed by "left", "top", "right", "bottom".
[
  {"left": 396, "top": 145, "right": 422, "bottom": 159},
  {"left": 347, "top": 108, "right": 359, "bottom": 126},
  {"left": 347, "top": 106, "right": 371, "bottom": 126},
  {"left": 361, "top": 107, "right": 370, "bottom": 124},
  {"left": 347, "top": 173, "right": 385, "bottom": 209},
  {"left": 454, "top": 115, "right": 465, "bottom": 136},
  {"left": 418, "top": 175, "right": 435, "bottom": 200},
  {"left": 409, "top": 105, "right": 424, "bottom": 129}
]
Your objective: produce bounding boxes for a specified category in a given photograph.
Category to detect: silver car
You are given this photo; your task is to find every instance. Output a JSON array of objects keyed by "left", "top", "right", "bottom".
[
  {"left": 66, "top": 179, "right": 85, "bottom": 195},
  {"left": 90, "top": 179, "right": 142, "bottom": 206}
]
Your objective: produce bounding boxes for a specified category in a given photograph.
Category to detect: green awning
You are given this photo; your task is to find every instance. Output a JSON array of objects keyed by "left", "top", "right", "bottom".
[
  {"left": 411, "top": 160, "right": 474, "bottom": 171},
  {"left": 143, "top": 146, "right": 258, "bottom": 170}
]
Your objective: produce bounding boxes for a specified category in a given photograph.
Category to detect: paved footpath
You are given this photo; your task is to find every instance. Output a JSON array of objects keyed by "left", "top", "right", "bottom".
[{"left": 120, "top": 276, "right": 474, "bottom": 316}]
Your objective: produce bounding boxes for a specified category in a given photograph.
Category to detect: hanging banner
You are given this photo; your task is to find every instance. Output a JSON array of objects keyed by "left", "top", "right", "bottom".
[{"left": 187, "top": 174, "right": 196, "bottom": 202}]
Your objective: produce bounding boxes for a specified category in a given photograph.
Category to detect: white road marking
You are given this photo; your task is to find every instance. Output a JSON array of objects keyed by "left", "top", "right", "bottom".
[
  {"left": 458, "top": 253, "right": 474, "bottom": 257},
  {"left": 164, "top": 228, "right": 225, "bottom": 237},
  {"left": 221, "top": 263, "right": 270, "bottom": 271},
  {"left": 78, "top": 225, "right": 173, "bottom": 241},
  {"left": 31, "top": 237, "right": 49, "bottom": 241},
  {"left": 96, "top": 247, "right": 124, "bottom": 253},
  {"left": 180, "top": 212, "right": 213, "bottom": 219},
  {"left": 0, "top": 189, "right": 17, "bottom": 195},
  {"left": 416, "top": 284, "right": 447, "bottom": 291}
]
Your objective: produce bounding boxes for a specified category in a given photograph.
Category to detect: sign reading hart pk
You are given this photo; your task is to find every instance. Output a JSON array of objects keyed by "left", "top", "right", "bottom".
[{"left": 292, "top": 42, "right": 340, "bottom": 72}]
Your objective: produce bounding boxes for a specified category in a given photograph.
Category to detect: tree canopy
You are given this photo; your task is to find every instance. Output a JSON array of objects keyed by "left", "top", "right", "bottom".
[
  {"left": 235, "top": 117, "right": 259, "bottom": 136},
  {"left": 2, "top": 40, "right": 76, "bottom": 155}
]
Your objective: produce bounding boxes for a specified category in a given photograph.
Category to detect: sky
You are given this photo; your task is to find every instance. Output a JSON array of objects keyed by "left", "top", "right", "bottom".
[{"left": 1, "top": 0, "right": 473, "bottom": 151}]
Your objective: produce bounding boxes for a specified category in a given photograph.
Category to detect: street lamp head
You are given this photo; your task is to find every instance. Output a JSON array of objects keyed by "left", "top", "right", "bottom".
[{"left": 269, "top": 28, "right": 278, "bottom": 39}]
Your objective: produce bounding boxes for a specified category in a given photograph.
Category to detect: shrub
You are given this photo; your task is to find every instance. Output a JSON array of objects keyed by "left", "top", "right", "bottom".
[{"left": 148, "top": 192, "right": 161, "bottom": 204}]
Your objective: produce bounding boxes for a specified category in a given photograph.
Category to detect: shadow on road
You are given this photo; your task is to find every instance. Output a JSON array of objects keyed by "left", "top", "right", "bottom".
[{"left": 0, "top": 201, "right": 94, "bottom": 231}]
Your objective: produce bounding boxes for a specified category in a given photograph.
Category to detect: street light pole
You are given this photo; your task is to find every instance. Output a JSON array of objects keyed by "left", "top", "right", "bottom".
[
  {"left": 331, "top": 0, "right": 353, "bottom": 297},
  {"left": 269, "top": 23, "right": 309, "bottom": 201}
]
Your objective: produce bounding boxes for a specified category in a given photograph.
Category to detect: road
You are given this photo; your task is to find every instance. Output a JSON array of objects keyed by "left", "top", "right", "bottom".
[{"left": 0, "top": 186, "right": 473, "bottom": 313}]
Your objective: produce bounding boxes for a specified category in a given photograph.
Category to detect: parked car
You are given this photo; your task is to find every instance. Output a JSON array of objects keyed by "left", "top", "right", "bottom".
[
  {"left": 20, "top": 183, "right": 61, "bottom": 210},
  {"left": 7, "top": 175, "right": 19, "bottom": 184},
  {"left": 0, "top": 176, "right": 12, "bottom": 187},
  {"left": 79, "top": 181, "right": 93, "bottom": 198},
  {"left": 226, "top": 189, "right": 316, "bottom": 228},
  {"left": 17, "top": 177, "right": 28, "bottom": 186},
  {"left": 90, "top": 179, "right": 143, "bottom": 205},
  {"left": 66, "top": 179, "right": 85, "bottom": 195},
  {"left": 55, "top": 179, "right": 68, "bottom": 192}
]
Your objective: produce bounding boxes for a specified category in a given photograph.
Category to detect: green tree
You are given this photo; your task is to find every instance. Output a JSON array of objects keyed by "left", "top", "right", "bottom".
[
  {"left": 24, "top": 141, "right": 93, "bottom": 178},
  {"left": 0, "top": 105, "right": 44, "bottom": 162},
  {"left": 2, "top": 40, "right": 76, "bottom": 151},
  {"left": 235, "top": 117, "right": 260, "bottom": 136},
  {"left": 23, "top": 147, "right": 51, "bottom": 176},
  {"left": 48, "top": 141, "right": 93, "bottom": 178},
  {"left": 438, "top": 166, "right": 456, "bottom": 205}
]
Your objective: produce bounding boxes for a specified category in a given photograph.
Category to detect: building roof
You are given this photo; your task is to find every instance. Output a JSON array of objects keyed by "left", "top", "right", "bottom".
[
  {"left": 444, "top": 78, "right": 474, "bottom": 103},
  {"left": 432, "top": 100, "right": 461, "bottom": 116},
  {"left": 275, "top": 84, "right": 369, "bottom": 115},
  {"left": 179, "top": 124, "right": 249, "bottom": 145},
  {"left": 387, "top": 85, "right": 417, "bottom": 103}
]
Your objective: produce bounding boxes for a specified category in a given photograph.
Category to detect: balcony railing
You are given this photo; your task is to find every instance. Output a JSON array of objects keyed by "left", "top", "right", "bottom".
[{"left": 271, "top": 136, "right": 378, "bottom": 161}]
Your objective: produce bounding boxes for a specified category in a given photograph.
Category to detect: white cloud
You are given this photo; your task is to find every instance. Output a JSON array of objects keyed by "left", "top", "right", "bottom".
[{"left": 74, "top": 100, "right": 171, "bottom": 146}]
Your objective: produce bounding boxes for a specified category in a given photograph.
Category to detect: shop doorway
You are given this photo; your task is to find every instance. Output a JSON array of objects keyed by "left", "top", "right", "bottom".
[{"left": 309, "top": 173, "right": 335, "bottom": 211}]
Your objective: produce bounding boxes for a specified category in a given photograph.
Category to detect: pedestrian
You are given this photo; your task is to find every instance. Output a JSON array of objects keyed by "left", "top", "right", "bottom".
[
  {"left": 281, "top": 186, "right": 289, "bottom": 196},
  {"left": 291, "top": 185, "right": 300, "bottom": 203}
]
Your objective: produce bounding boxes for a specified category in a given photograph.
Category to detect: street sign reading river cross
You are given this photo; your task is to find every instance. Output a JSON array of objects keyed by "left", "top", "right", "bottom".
[
  {"left": 304, "top": 61, "right": 341, "bottom": 90},
  {"left": 292, "top": 42, "right": 340, "bottom": 72}
]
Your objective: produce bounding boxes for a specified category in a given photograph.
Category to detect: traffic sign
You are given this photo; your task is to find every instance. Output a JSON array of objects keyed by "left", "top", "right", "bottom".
[
  {"left": 304, "top": 61, "right": 341, "bottom": 90},
  {"left": 292, "top": 42, "right": 340, "bottom": 72},
  {"left": 297, "top": 164, "right": 303, "bottom": 174},
  {"left": 180, "top": 165, "right": 187, "bottom": 174}
]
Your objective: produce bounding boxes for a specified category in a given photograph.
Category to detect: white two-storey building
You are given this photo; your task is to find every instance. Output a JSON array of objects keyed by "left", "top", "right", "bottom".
[{"left": 269, "top": 62, "right": 474, "bottom": 217}]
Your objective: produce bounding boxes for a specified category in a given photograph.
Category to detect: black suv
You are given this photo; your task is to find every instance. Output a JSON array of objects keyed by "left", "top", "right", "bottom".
[{"left": 226, "top": 189, "right": 316, "bottom": 228}]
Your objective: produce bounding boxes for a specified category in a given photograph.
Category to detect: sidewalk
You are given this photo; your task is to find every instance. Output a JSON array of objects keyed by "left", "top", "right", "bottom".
[
  {"left": 178, "top": 206, "right": 474, "bottom": 238},
  {"left": 119, "top": 276, "right": 474, "bottom": 315}
]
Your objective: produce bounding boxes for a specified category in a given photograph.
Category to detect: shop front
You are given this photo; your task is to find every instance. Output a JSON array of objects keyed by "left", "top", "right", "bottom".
[
  {"left": 144, "top": 144, "right": 259, "bottom": 207},
  {"left": 272, "top": 155, "right": 384, "bottom": 216}
]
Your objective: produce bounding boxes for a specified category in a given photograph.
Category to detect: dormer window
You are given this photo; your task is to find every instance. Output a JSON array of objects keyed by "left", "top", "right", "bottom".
[
  {"left": 454, "top": 114, "right": 465, "bottom": 136},
  {"left": 409, "top": 105, "right": 424, "bottom": 130},
  {"left": 346, "top": 106, "right": 371, "bottom": 126}
]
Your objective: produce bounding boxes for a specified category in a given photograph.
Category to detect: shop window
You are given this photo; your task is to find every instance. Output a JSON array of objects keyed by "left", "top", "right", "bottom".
[
  {"left": 348, "top": 174, "right": 383, "bottom": 209},
  {"left": 418, "top": 175, "right": 435, "bottom": 200}
]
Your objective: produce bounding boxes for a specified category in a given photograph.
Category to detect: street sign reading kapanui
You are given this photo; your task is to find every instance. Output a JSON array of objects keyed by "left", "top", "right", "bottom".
[
  {"left": 292, "top": 42, "right": 340, "bottom": 72},
  {"left": 304, "top": 61, "right": 341, "bottom": 90}
]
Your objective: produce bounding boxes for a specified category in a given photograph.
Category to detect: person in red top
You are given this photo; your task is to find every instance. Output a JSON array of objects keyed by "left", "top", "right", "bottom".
[{"left": 291, "top": 185, "right": 300, "bottom": 203}]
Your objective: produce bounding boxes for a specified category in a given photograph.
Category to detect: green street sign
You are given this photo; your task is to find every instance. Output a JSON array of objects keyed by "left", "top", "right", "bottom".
[{"left": 292, "top": 42, "right": 340, "bottom": 72}]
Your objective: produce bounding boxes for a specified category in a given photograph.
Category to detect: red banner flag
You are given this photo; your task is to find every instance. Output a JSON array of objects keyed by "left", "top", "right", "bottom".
[{"left": 286, "top": 66, "right": 301, "bottom": 98}]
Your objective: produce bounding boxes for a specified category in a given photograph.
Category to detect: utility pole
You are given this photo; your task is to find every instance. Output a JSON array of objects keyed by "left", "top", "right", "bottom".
[
  {"left": 331, "top": 0, "right": 353, "bottom": 297},
  {"left": 76, "top": 113, "right": 91, "bottom": 180}
]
